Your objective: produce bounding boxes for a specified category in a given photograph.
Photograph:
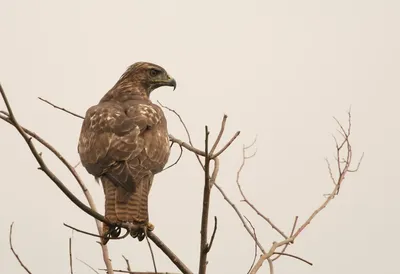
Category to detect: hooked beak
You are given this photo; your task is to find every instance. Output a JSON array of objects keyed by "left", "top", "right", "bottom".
[{"left": 166, "top": 77, "right": 177, "bottom": 90}]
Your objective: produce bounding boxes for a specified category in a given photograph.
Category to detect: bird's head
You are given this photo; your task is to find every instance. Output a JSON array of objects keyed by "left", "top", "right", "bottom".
[{"left": 118, "top": 62, "right": 176, "bottom": 95}]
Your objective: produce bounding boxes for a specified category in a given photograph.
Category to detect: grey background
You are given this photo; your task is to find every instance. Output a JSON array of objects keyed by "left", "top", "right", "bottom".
[{"left": 0, "top": 1, "right": 398, "bottom": 273}]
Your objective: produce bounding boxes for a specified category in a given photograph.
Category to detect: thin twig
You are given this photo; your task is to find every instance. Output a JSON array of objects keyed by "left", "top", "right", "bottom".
[
  {"left": 169, "top": 134, "right": 206, "bottom": 156},
  {"left": 162, "top": 143, "right": 183, "bottom": 171},
  {"left": 145, "top": 230, "right": 158, "bottom": 274},
  {"left": 122, "top": 255, "right": 132, "bottom": 272},
  {"left": 244, "top": 216, "right": 258, "bottom": 274},
  {"left": 211, "top": 131, "right": 241, "bottom": 158},
  {"left": 38, "top": 97, "right": 84, "bottom": 119},
  {"left": 249, "top": 112, "right": 358, "bottom": 273},
  {"left": 272, "top": 216, "right": 298, "bottom": 261},
  {"left": 236, "top": 142, "right": 287, "bottom": 239},
  {"left": 210, "top": 114, "right": 227, "bottom": 155},
  {"left": 9, "top": 223, "right": 32, "bottom": 274},
  {"left": 199, "top": 126, "right": 211, "bottom": 274},
  {"left": 214, "top": 183, "right": 266, "bottom": 253},
  {"left": 76, "top": 258, "right": 100, "bottom": 274},
  {"left": 64, "top": 223, "right": 129, "bottom": 240},
  {"left": 205, "top": 216, "right": 218, "bottom": 253},
  {"left": 69, "top": 237, "right": 74, "bottom": 274},
  {"left": 157, "top": 100, "right": 204, "bottom": 170},
  {"left": 272, "top": 252, "right": 313, "bottom": 266}
]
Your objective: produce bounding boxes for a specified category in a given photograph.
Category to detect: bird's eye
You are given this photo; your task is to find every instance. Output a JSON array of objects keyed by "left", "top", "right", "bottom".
[{"left": 149, "top": 69, "right": 159, "bottom": 77}]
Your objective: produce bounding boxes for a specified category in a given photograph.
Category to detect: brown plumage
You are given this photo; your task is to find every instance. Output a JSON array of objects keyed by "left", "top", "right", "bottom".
[{"left": 78, "top": 62, "right": 176, "bottom": 244}]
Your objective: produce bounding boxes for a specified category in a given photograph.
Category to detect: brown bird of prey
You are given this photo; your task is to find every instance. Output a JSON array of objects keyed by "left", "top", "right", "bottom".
[{"left": 78, "top": 62, "right": 176, "bottom": 244}]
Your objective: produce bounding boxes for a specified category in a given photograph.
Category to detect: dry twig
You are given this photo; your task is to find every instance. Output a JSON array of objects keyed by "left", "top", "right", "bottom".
[
  {"left": 9, "top": 223, "right": 32, "bottom": 274},
  {"left": 199, "top": 126, "right": 211, "bottom": 274},
  {"left": 122, "top": 255, "right": 132, "bottom": 272},
  {"left": 69, "top": 237, "right": 74, "bottom": 274},
  {"left": 236, "top": 141, "right": 288, "bottom": 239},
  {"left": 249, "top": 112, "right": 361, "bottom": 273}
]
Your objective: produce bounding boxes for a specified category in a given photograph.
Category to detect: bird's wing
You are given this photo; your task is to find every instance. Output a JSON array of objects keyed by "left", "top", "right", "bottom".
[{"left": 78, "top": 101, "right": 165, "bottom": 192}]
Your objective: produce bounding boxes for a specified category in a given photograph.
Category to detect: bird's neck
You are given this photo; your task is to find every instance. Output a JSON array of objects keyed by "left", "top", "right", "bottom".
[{"left": 100, "top": 85, "right": 150, "bottom": 103}]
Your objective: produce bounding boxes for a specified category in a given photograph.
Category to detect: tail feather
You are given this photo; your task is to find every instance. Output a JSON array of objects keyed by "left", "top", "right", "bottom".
[{"left": 100, "top": 175, "right": 153, "bottom": 244}]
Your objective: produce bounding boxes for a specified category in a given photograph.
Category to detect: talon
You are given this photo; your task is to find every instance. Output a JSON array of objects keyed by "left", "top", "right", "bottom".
[{"left": 147, "top": 222, "right": 155, "bottom": 231}]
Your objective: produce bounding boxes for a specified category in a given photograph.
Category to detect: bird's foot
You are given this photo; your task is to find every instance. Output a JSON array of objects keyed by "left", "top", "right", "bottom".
[{"left": 128, "top": 221, "right": 154, "bottom": 242}]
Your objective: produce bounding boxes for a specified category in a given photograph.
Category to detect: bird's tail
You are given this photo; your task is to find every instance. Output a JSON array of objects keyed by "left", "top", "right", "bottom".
[{"left": 101, "top": 175, "right": 152, "bottom": 244}]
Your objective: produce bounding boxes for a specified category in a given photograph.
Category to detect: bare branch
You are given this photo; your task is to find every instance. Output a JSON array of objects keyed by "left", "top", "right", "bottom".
[
  {"left": 158, "top": 100, "right": 205, "bottom": 169},
  {"left": 244, "top": 216, "right": 258, "bottom": 274},
  {"left": 199, "top": 126, "right": 211, "bottom": 274},
  {"left": 145, "top": 231, "right": 157, "bottom": 274},
  {"left": 214, "top": 183, "right": 266, "bottom": 253},
  {"left": 69, "top": 237, "right": 74, "bottom": 274},
  {"left": 249, "top": 112, "right": 360, "bottom": 273},
  {"left": 122, "top": 255, "right": 132, "bottom": 272},
  {"left": 9, "top": 223, "right": 32, "bottom": 274},
  {"left": 205, "top": 216, "right": 218, "bottom": 253},
  {"left": 169, "top": 134, "right": 206, "bottom": 156},
  {"left": 272, "top": 216, "right": 298, "bottom": 261},
  {"left": 272, "top": 252, "right": 312, "bottom": 266},
  {"left": 210, "top": 114, "right": 228, "bottom": 155},
  {"left": 211, "top": 131, "right": 241, "bottom": 159},
  {"left": 38, "top": 97, "right": 84, "bottom": 119},
  {"left": 162, "top": 143, "right": 183, "bottom": 171},
  {"left": 236, "top": 143, "right": 287, "bottom": 239},
  {"left": 64, "top": 223, "right": 129, "bottom": 240}
]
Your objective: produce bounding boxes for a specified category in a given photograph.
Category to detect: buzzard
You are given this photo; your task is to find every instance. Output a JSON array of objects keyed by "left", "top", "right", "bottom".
[{"left": 78, "top": 62, "right": 176, "bottom": 243}]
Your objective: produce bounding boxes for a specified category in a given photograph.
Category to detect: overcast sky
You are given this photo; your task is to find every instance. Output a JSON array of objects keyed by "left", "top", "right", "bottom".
[{"left": 0, "top": 1, "right": 399, "bottom": 274}]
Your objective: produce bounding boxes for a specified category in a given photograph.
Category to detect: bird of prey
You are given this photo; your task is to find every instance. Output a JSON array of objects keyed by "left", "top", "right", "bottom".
[{"left": 78, "top": 62, "right": 176, "bottom": 244}]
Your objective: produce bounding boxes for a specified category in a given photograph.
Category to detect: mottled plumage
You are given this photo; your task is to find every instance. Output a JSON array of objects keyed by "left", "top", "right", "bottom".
[{"left": 78, "top": 62, "right": 176, "bottom": 243}]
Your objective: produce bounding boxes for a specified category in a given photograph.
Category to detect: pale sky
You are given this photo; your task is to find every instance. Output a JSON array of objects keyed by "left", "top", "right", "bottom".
[{"left": 0, "top": 1, "right": 399, "bottom": 273}]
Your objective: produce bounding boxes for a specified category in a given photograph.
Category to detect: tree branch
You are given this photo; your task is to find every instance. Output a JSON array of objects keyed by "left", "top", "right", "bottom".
[
  {"left": 69, "top": 237, "right": 74, "bottom": 274},
  {"left": 236, "top": 141, "right": 288, "bottom": 239},
  {"left": 9, "top": 223, "right": 32, "bottom": 274},
  {"left": 199, "top": 126, "right": 211, "bottom": 274},
  {"left": 249, "top": 112, "right": 359, "bottom": 273}
]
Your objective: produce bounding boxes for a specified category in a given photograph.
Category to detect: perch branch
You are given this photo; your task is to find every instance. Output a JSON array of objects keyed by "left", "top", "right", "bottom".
[{"left": 1, "top": 87, "right": 192, "bottom": 274}]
